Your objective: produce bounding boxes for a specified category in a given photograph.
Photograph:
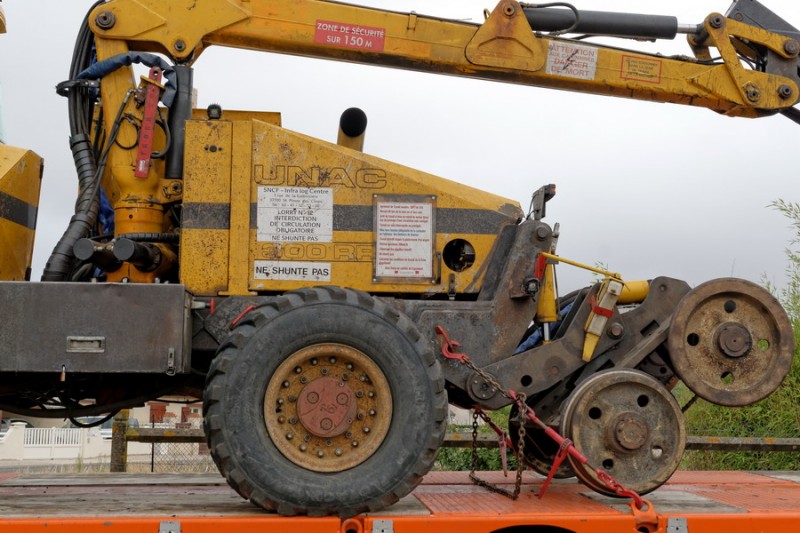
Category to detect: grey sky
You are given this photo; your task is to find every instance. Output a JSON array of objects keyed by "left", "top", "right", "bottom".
[{"left": 1, "top": 0, "right": 798, "bottom": 292}]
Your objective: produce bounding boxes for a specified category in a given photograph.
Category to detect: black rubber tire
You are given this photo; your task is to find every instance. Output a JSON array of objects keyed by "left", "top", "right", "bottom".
[{"left": 203, "top": 287, "right": 448, "bottom": 516}]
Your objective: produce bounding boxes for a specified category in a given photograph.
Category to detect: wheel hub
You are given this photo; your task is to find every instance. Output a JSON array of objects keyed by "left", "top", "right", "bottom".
[
  {"left": 264, "top": 343, "right": 392, "bottom": 473},
  {"left": 297, "top": 377, "right": 358, "bottom": 438},
  {"left": 716, "top": 322, "right": 751, "bottom": 358},
  {"left": 611, "top": 413, "right": 649, "bottom": 451}
]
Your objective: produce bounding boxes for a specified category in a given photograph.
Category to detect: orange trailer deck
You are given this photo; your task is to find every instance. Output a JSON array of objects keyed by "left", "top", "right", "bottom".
[{"left": 0, "top": 470, "right": 798, "bottom": 533}]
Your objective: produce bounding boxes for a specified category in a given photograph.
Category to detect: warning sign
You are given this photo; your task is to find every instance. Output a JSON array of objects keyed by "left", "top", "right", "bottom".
[
  {"left": 314, "top": 20, "right": 386, "bottom": 52},
  {"left": 621, "top": 55, "right": 662, "bottom": 84},
  {"left": 546, "top": 41, "right": 598, "bottom": 80},
  {"left": 375, "top": 201, "right": 433, "bottom": 279},
  {"left": 254, "top": 261, "right": 331, "bottom": 282},
  {"left": 257, "top": 186, "right": 333, "bottom": 243}
]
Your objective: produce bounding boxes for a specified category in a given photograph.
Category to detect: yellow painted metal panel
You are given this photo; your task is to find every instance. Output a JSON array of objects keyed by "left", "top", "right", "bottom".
[
  {"left": 180, "top": 119, "right": 233, "bottom": 295},
  {"left": 0, "top": 146, "right": 43, "bottom": 280},
  {"left": 244, "top": 120, "right": 521, "bottom": 294}
]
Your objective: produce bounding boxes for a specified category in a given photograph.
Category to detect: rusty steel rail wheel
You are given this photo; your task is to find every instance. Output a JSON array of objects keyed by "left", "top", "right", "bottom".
[
  {"left": 668, "top": 278, "right": 794, "bottom": 407},
  {"left": 561, "top": 368, "right": 686, "bottom": 496},
  {"left": 508, "top": 414, "right": 575, "bottom": 479},
  {"left": 203, "top": 287, "right": 447, "bottom": 517}
]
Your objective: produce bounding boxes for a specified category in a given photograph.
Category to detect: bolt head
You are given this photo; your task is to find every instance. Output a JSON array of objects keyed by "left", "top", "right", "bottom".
[
  {"left": 778, "top": 84, "right": 794, "bottom": 100},
  {"left": 95, "top": 10, "right": 116, "bottom": 30}
]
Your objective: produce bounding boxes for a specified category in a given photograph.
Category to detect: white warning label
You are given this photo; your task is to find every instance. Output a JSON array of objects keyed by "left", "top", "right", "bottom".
[
  {"left": 546, "top": 41, "right": 598, "bottom": 80},
  {"left": 257, "top": 186, "right": 333, "bottom": 243},
  {"left": 375, "top": 201, "right": 433, "bottom": 279},
  {"left": 254, "top": 261, "right": 331, "bottom": 282}
]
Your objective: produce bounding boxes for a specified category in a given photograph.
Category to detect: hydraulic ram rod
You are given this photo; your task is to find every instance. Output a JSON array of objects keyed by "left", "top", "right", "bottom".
[{"left": 522, "top": 6, "right": 699, "bottom": 40}]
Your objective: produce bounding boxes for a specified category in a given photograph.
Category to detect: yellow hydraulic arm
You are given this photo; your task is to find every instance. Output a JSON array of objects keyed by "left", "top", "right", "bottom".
[
  {"left": 41, "top": 0, "right": 800, "bottom": 283},
  {"left": 87, "top": 0, "right": 800, "bottom": 117}
]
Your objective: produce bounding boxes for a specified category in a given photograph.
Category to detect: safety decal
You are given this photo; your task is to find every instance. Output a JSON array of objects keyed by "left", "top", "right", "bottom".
[
  {"left": 546, "top": 41, "right": 598, "bottom": 80},
  {"left": 314, "top": 20, "right": 386, "bottom": 52},
  {"left": 620, "top": 55, "right": 662, "bottom": 84},
  {"left": 257, "top": 186, "right": 333, "bottom": 243},
  {"left": 254, "top": 260, "right": 331, "bottom": 282},
  {"left": 375, "top": 201, "right": 433, "bottom": 279}
]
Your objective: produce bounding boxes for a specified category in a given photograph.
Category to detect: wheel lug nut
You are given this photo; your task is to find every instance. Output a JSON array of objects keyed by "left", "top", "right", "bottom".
[
  {"left": 286, "top": 433, "right": 293, "bottom": 440},
  {"left": 317, "top": 451, "right": 324, "bottom": 458},
  {"left": 278, "top": 416, "right": 286, "bottom": 423},
  {"left": 346, "top": 364, "right": 354, "bottom": 371},
  {"left": 311, "top": 358, "right": 318, "bottom": 366},
  {"left": 300, "top": 444, "right": 307, "bottom": 452},
  {"left": 363, "top": 427, "right": 370, "bottom": 434},
  {"left": 368, "top": 391, "right": 375, "bottom": 398},
  {"left": 359, "top": 375, "right": 367, "bottom": 382},
  {"left": 282, "top": 380, "right": 290, "bottom": 388},
  {"left": 294, "top": 367, "right": 302, "bottom": 374},
  {"left": 335, "top": 448, "right": 343, "bottom": 456},
  {"left": 277, "top": 398, "right": 284, "bottom": 405},
  {"left": 352, "top": 441, "right": 359, "bottom": 447},
  {"left": 369, "top": 409, "right": 376, "bottom": 416},
  {"left": 329, "top": 357, "right": 336, "bottom": 364}
]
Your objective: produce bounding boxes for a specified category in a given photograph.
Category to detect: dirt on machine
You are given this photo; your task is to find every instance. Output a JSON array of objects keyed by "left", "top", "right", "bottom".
[{"left": 0, "top": 0, "right": 798, "bottom": 517}]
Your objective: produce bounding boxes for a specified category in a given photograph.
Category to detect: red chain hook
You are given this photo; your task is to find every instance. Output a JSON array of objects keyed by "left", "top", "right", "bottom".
[{"left": 435, "top": 324, "right": 651, "bottom": 515}]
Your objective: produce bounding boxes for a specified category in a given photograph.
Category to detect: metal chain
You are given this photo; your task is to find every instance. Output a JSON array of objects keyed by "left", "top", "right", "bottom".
[
  {"left": 468, "top": 408, "right": 527, "bottom": 499},
  {"left": 436, "top": 325, "right": 646, "bottom": 509}
]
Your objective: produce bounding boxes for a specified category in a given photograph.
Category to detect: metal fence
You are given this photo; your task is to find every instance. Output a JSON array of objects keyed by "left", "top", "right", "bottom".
[{"left": 111, "top": 422, "right": 800, "bottom": 473}]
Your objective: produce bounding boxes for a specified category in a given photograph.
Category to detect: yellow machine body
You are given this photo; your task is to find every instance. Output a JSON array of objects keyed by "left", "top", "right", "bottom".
[
  {"left": 0, "top": 146, "right": 42, "bottom": 280},
  {"left": 180, "top": 112, "right": 522, "bottom": 296}
]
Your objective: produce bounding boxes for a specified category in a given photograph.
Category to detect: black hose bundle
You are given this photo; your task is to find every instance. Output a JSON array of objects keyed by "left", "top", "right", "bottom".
[{"left": 41, "top": 0, "right": 106, "bottom": 281}]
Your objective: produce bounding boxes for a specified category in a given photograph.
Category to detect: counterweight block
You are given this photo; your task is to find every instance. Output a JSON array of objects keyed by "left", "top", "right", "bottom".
[{"left": 667, "top": 278, "right": 794, "bottom": 407}]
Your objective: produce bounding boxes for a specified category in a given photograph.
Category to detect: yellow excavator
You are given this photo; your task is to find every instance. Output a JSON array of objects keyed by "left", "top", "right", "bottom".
[{"left": 0, "top": 0, "right": 797, "bottom": 516}]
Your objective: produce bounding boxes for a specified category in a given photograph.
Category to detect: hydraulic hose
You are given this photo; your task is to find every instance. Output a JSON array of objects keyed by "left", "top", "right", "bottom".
[
  {"left": 41, "top": 1, "right": 105, "bottom": 281},
  {"left": 41, "top": 134, "right": 102, "bottom": 280}
]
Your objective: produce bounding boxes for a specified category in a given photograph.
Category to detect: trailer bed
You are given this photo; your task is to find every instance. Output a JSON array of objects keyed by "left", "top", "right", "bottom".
[{"left": 0, "top": 470, "right": 798, "bottom": 532}]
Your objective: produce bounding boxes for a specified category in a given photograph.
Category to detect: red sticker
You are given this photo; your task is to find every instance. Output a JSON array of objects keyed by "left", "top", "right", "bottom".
[{"left": 314, "top": 20, "right": 386, "bottom": 52}]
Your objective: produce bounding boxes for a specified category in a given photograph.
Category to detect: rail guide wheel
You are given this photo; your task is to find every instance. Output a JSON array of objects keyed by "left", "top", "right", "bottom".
[
  {"left": 667, "top": 278, "right": 794, "bottom": 407},
  {"left": 509, "top": 413, "right": 575, "bottom": 479},
  {"left": 203, "top": 287, "right": 447, "bottom": 516},
  {"left": 561, "top": 368, "right": 686, "bottom": 496}
]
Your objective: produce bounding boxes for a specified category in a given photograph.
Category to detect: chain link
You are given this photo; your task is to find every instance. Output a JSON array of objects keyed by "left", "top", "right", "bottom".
[{"left": 437, "top": 325, "right": 646, "bottom": 509}]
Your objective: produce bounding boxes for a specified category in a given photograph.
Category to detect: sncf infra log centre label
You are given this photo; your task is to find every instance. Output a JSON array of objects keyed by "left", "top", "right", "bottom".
[
  {"left": 257, "top": 186, "right": 333, "bottom": 243},
  {"left": 315, "top": 20, "right": 386, "bottom": 52}
]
